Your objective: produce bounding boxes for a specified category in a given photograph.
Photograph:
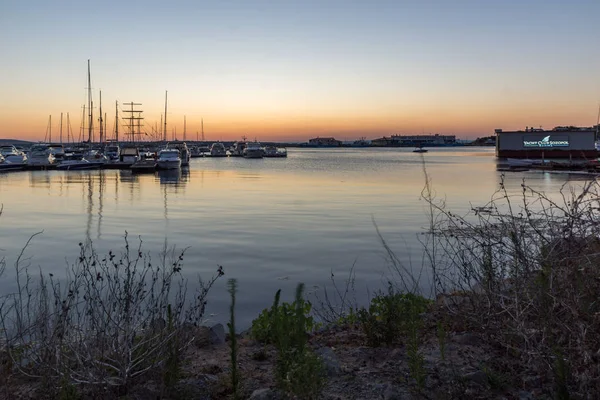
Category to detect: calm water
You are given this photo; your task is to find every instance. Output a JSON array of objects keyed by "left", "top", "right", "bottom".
[{"left": 0, "top": 147, "right": 593, "bottom": 328}]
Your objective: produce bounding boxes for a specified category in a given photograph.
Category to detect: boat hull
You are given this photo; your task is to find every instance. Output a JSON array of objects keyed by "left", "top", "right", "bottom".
[{"left": 56, "top": 162, "right": 104, "bottom": 171}]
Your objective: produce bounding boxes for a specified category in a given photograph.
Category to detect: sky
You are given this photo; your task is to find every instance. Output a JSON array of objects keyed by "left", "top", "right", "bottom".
[{"left": 1, "top": 0, "right": 599, "bottom": 142}]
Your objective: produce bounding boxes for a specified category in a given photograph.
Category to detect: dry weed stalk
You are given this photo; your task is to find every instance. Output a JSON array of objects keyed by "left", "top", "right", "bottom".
[
  {"left": 423, "top": 175, "right": 600, "bottom": 395},
  {"left": 0, "top": 233, "right": 223, "bottom": 394}
]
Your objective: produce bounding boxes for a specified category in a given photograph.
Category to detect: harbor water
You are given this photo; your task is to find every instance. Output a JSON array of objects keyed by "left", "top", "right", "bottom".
[{"left": 0, "top": 147, "right": 592, "bottom": 328}]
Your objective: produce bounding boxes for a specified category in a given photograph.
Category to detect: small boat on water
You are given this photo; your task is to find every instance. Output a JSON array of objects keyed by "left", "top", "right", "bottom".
[
  {"left": 0, "top": 145, "right": 27, "bottom": 164},
  {"left": 0, "top": 154, "right": 24, "bottom": 172},
  {"left": 229, "top": 141, "right": 247, "bottom": 157},
  {"left": 119, "top": 147, "right": 140, "bottom": 164},
  {"left": 131, "top": 151, "right": 157, "bottom": 173},
  {"left": 104, "top": 144, "right": 120, "bottom": 162},
  {"left": 210, "top": 142, "right": 227, "bottom": 157},
  {"left": 412, "top": 146, "right": 428, "bottom": 153},
  {"left": 56, "top": 153, "right": 104, "bottom": 170},
  {"left": 263, "top": 146, "right": 287, "bottom": 158},
  {"left": 243, "top": 141, "right": 263, "bottom": 158},
  {"left": 27, "top": 143, "right": 55, "bottom": 167},
  {"left": 156, "top": 149, "right": 181, "bottom": 170},
  {"left": 167, "top": 141, "right": 190, "bottom": 166}
]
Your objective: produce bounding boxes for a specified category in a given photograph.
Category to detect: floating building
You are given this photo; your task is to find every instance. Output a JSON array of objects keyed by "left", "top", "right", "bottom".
[
  {"left": 307, "top": 137, "right": 342, "bottom": 147},
  {"left": 371, "top": 134, "right": 456, "bottom": 147},
  {"left": 495, "top": 126, "right": 598, "bottom": 159}
]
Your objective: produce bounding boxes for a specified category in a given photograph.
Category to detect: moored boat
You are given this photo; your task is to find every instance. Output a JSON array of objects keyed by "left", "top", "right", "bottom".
[
  {"left": 167, "top": 141, "right": 190, "bottom": 166},
  {"left": 243, "top": 141, "right": 263, "bottom": 158},
  {"left": 27, "top": 143, "right": 56, "bottom": 167},
  {"left": 263, "top": 146, "right": 287, "bottom": 158},
  {"left": 56, "top": 153, "right": 104, "bottom": 170},
  {"left": 156, "top": 149, "right": 181, "bottom": 170},
  {"left": 210, "top": 142, "right": 227, "bottom": 157},
  {"left": 0, "top": 145, "right": 27, "bottom": 164}
]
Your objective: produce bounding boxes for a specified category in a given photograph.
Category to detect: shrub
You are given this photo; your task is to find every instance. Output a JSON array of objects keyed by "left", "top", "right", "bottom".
[
  {"left": 251, "top": 284, "right": 325, "bottom": 398},
  {"left": 251, "top": 287, "right": 315, "bottom": 344},
  {"left": 0, "top": 234, "right": 223, "bottom": 396},
  {"left": 357, "top": 285, "right": 431, "bottom": 347}
]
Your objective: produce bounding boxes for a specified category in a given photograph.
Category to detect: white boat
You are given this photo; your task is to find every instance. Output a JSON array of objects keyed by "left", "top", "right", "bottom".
[
  {"left": 104, "top": 144, "right": 120, "bottom": 162},
  {"left": 156, "top": 149, "right": 182, "bottom": 170},
  {"left": 27, "top": 144, "right": 56, "bottom": 166},
  {"left": 119, "top": 147, "right": 140, "bottom": 164},
  {"left": 412, "top": 146, "right": 428, "bottom": 153},
  {"left": 0, "top": 145, "right": 27, "bottom": 164},
  {"left": 230, "top": 141, "right": 247, "bottom": 157},
  {"left": 243, "top": 141, "right": 263, "bottom": 158},
  {"left": 56, "top": 153, "right": 104, "bottom": 170},
  {"left": 263, "top": 145, "right": 287, "bottom": 158},
  {"left": 48, "top": 143, "right": 66, "bottom": 162},
  {"left": 167, "top": 141, "right": 190, "bottom": 166},
  {"left": 210, "top": 142, "right": 227, "bottom": 157}
]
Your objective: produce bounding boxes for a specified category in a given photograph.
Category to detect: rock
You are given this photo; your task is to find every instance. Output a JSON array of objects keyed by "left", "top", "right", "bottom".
[
  {"left": 518, "top": 391, "right": 534, "bottom": 400},
  {"left": 193, "top": 326, "right": 211, "bottom": 348},
  {"left": 249, "top": 388, "right": 278, "bottom": 400},
  {"left": 209, "top": 323, "right": 226, "bottom": 345},
  {"left": 463, "top": 370, "right": 489, "bottom": 387},
  {"left": 174, "top": 378, "right": 210, "bottom": 400},
  {"left": 383, "top": 384, "right": 411, "bottom": 400},
  {"left": 453, "top": 333, "right": 481, "bottom": 346},
  {"left": 316, "top": 347, "right": 342, "bottom": 377}
]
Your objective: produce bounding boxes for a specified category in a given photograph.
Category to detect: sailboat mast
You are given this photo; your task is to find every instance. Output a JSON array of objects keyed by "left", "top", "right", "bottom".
[
  {"left": 48, "top": 115, "right": 52, "bottom": 142},
  {"left": 596, "top": 104, "right": 600, "bottom": 141},
  {"left": 87, "top": 60, "right": 93, "bottom": 143},
  {"left": 60, "top": 112, "right": 63, "bottom": 144},
  {"left": 115, "top": 100, "right": 119, "bottom": 142},
  {"left": 201, "top": 118, "right": 204, "bottom": 141},
  {"left": 163, "top": 90, "right": 168, "bottom": 142},
  {"left": 99, "top": 90, "right": 103, "bottom": 144}
]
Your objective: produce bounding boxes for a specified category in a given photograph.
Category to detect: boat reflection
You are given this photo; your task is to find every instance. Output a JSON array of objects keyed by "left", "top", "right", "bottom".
[{"left": 156, "top": 167, "right": 189, "bottom": 185}]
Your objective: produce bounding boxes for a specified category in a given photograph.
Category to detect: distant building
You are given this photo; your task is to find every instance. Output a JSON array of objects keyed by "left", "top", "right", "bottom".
[
  {"left": 371, "top": 134, "right": 456, "bottom": 147},
  {"left": 495, "top": 126, "right": 597, "bottom": 159},
  {"left": 308, "top": 137, "right": 342, "bottom": 147}
]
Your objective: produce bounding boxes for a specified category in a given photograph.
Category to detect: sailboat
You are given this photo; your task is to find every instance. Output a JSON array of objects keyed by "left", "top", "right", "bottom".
[{"left": 57, "top": 60, "right": 104, "bottom": 170}]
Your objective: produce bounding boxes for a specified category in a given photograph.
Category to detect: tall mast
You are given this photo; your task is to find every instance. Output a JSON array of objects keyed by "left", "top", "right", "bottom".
[
  {"left": 66, "top": 113, "right": 71, "bottom": 143},
  {"left": 115, "top": 100, "right": 119, "bottom": 142},
  {"left": 160, "top": 114, "right": 163, "bottom": 141},
  {"left": 80, "top": 104, "right": 86, "bottom": 143},
  {"left": 163, "top": 90, "right": 168, "bottom": 142},
  {"left": 99, "top": 90, "right": 103, "bottom": 144},
  {"left": 87, "top": 59, "right": 93, "bottom": 143},
  {"left": 201, "top": 118, "right": 204, "bottom": 141},
  {"left": 596, "top": 104, "right": 600, "bottom": 141},
  {"left": 47, "top": 115, "right": 52, "bottom": 142},
  {"left": 60, "top": 112, "right": 63, "bottom": 144}
]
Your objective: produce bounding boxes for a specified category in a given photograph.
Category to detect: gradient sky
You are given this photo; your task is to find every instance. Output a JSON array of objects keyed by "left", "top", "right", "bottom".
[{"left": 1, "top": 0, "right": 599, "bottom": 142}]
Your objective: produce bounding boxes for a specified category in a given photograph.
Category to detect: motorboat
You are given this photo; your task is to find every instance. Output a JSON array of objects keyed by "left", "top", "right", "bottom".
[
  {"left": 56, "top": 153, "right": 104, "bottom": 170},
  {"left": 412, "top": 146, "right": 428, "bottom": 153},
  {"left": 119, "top": 147, "right": 140, "bottom": 164},
  {"left": 243, "top": 141, "right": 264, "bottom": 158},
  {"left": 104, "top": 144, "right": 120, "bottom": 162},
  {"left": 131, "top": 150, "right": 157, "bottom": 173},
  {"left": 156, "top": 149, "right": 182, "bottom": 170},
  {"left": 210, "top": 142, "right": 227, "bottom": 157},
  {"left": 27, "top": 143, "right": 55, "bottom": 166},
  {"left": 0, "top": 153, "right": 24, "bottom": 172},
  {"left": 0, "top": 145, "right": 27, "bottom": 164},
  {"left": 230, "top": 141, "right": 247, "bottom": 157},
  {"left": 263, "top": 146, "right": 287, "bottom": 158},
  {"left": 167, "top": 141, "right": 190, "bottom": 166},
  {"left": 48, "top": 143, "right": 65, "bottom": 162}
]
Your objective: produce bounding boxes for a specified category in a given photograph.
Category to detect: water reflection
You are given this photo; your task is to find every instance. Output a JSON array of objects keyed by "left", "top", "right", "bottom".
[{"left": 156, "top": 167, "right": 190, "bottom": 185}]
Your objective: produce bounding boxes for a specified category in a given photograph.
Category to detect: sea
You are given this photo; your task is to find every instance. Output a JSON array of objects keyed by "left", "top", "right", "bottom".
[{"left": 0, "top": 147, "right": 593, "bottom": 329}]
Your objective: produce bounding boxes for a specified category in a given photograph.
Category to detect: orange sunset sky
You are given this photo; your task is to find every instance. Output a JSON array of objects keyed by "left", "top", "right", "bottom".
[{"left": 1, "top": 1, "right": 599, "bottom": 142}]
